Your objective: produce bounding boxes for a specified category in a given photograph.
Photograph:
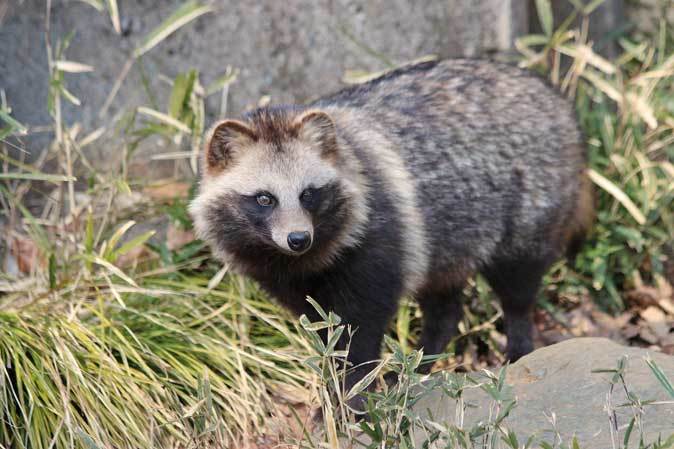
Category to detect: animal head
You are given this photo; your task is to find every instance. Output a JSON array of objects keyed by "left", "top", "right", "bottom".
[{"left": 189, "top": 107, "right": 368, "bottom": 271}]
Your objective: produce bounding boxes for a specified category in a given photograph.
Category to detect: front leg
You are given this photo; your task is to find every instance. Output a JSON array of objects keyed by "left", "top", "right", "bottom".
[
  {"left": 313, "top": 261, "right": 402, "bottom": 412},
  {"left": 258, "top": 268, "right": 397, "bottom": 397}
]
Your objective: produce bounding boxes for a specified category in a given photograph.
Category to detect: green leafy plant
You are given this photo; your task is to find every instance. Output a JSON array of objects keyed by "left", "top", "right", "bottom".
[{"left": 517, "top": 0, "right": 673, "bottom": 311}]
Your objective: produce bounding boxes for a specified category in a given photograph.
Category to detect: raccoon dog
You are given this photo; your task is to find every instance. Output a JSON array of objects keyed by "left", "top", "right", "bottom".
[{"left": 190, "top": 59, "right": 593, "bottom": 402}]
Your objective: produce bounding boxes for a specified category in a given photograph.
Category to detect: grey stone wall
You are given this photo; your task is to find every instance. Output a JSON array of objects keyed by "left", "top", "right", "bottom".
[
  {"left": 529, "top": 0, "right": 626, "bottom": 57},
  {"left": 1, "top": 1, "right": 526, "bottom": 126},
  {"left": 0, "top": 0, "right": 628, "bottom": 175}
]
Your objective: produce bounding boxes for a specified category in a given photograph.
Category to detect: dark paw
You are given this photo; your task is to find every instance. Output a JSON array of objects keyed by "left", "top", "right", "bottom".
[
  {"left": 382, "top": 370, "right": 399, "bottom": 388},
  {"left": 346, "top": 394, "right": 368, "bottom": 416},
  {"left": 311, "top": 394, "right": 368, "bottom": 424},
  {"left": 506, "top": 340, "right": 533, "bottom": 362}
]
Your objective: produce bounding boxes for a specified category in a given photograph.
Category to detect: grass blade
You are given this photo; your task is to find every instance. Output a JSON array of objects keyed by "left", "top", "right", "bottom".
[
  {"left": 587, "top": 168, "right": 647, "bottom": 225},
  {"left": 91, "top": 256, "right": 139, "bottom": 287},
  {"left": 646, "top": 356, "right": 674, "bottom": 398}
]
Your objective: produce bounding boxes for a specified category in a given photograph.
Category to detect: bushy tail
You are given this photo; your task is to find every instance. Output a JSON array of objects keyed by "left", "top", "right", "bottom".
[{"left": 566, "top": 170, "right": 595, "bottom": 262}]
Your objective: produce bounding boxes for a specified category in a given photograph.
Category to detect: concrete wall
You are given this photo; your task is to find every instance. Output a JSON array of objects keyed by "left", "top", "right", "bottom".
[{"left": 0, "top": 0, "right": 628, "bottom": 176}]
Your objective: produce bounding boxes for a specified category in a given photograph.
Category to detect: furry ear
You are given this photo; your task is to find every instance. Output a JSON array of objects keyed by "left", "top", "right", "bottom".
[
  {"left": 205, "top": 120, "right": 256, "bottom": 173},
  {"left": 294, "top": 110, "right": 338, "bottom": 159}
]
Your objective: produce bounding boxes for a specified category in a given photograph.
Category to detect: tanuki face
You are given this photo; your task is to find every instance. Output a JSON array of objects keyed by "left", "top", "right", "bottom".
[{"left": 190, "top": 109, "right": 354, "bottom": 261}]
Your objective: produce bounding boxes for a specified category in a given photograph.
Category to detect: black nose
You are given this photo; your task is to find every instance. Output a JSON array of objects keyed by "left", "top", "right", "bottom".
[{"left": 287, "top": 231, "right": 311, "bottom": 252}]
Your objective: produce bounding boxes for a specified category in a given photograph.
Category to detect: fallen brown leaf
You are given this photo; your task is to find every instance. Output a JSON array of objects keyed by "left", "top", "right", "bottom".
[
  {"left": 143, "top": 182, "right": 191, "bottom": 201},
  {"left": 10, "top": 234, "right": 44, "bottom": 274},
  {"left": 115, "top": 245, "right": 150, "bottom": 268},
  {"left": 166, "top": 222, "right": 195, "bottom": 250},
  {"left": 640, "top": 305, "right": 671, "bottom": 340},
  {"left": 659, "top": 297, "right": 674, "bottom": 315}
]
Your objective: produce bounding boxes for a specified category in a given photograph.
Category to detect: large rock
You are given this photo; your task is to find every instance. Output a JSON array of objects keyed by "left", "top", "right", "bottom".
[{"left": 414, "top": 338, "right": 674, "bottom": 447}]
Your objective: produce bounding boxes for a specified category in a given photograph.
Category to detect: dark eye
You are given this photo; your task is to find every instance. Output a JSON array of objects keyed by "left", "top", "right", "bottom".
[
  {"left": 300, "top": 188, "right": 313, "bottom": 203},
  {"left": 300, "top": 187, "right": 320, "bottom": 210},
  {"left": 256, "top": 193, "right": 274, "bottom": 207}
]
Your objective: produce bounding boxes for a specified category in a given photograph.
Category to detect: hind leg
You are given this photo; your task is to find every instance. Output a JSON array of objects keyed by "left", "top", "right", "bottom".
[
  {"left": 482, "top": 256, "right": 551, "bottom": 361},
  {"left": 416, "top": 284, "right": 464, "bottom": 373}
]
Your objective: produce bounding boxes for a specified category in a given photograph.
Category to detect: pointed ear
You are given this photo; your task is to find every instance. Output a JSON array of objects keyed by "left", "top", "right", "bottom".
[
  {"left": 204, "top": 120, "right": 257, "bottom": 173},
  {"left": 294, "top": 110, "right": 338, "bottom": 159}
]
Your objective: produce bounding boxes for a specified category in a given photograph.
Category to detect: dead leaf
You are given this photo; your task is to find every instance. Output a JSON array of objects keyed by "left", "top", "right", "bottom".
[
  {"left": 626, "top": 286, "right": 660, "bottom": 308},
  {"left": 143, "top": 181, "right": 191, "bottom": 200},
  {"left": 661, "top": 344, "right": 674, "bottom": 355},
  {"left": 638, "top": 322, "right": 660, "bottom": 344},
  {"left": 659, "top": 297, "right": 674, "bottom": 315},
  {"left": 115, "top": 245, "right": 149, "bottom": 268},
  {"left": 641, "top": 305, "right": 666, "bottom": 323},
  {"left": 259, "top": 389, "right": 316, "bottom": 449},
  {"left": 114, "top": 191, "right": 144, "bottom": 210},
  {"left": 166, "top": 222, "right": 195, "bottom": 250},
  {"left": 268, "top": 380, "right": 313, "bottom": 405},
  {"left": 10, "top": 234, "right": 44, "bottom": 274},
  {"left": 622, "top": 324, "right": 641, "bottom": 339}
]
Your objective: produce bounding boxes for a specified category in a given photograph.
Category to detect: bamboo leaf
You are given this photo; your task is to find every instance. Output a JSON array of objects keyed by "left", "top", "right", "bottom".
[
  {"left": 624, "top": 417, "right": 636, "bottom": 447},
  {"left": 205, "top": 68, "right": 239, "bottom": 96},
  {"left": 54, "top": 60, "right": 95, "bottom": 73},
  {"left": 0, "top": 172, "right": 76, "bottom": 182},
  {"left": 109, "top": 230, "right": 155, "bottom": 262},
  {"left": 0, "top": 109, "right": 28, "bottom": 135},
  {"left": 305, "top": 296, "right": 328, "bottom": 321},
  {"left": 324, "top": 326, "right": 345, "bottom": 356},
  {"left": 169, "top": 70, "right": 197, "bottom": 119},
  {"left": 60, "top": 84, "right": 82, "bottom": 106},
  {"left": 345, "top": 356, "right": 389, "bottom": 401},
  {"left": 106, "top": 0, "right": 121, "bottom": 34},
  {"left": 137, "top": 106, "right": 191, "bottom": 133},
  {"left": 558, "top": 43, "right": 616, "bottom": 74},
  {"left": 583, "top": 0, "right": 607, "bottom": 14},
  {"left": 78, "top": 0, "right": 104, "bottom": 11},
  {"left": 646, "top": 356, "right": 674, "bottom": 398},
  {"left": 572, "top": 436, "right": 581, "bottom": 449},
  {"left": 626, "top": 91, "right": 658, "bottom": 129},
  {"left": 134, "top": 2, "right": 214, "bottom": 58},
  {"left": 582, "top": 69, "right": 622, "bottom": 102},
  {"left": 588, "top": 169, "right": 646, "bottom": 225},
  {"left": 78, "top": 127, "right": 106, "bottom": 148},
  {"left": 207, "top": 264, "right": 230, "bottom": 290},
  {"left": 535, "top": 0, "right": 554, "bottom": 37},
  {"left": 104, "top": 221, "right": 137, "bottom": 258},
  {"left": 515, "top": 34, "right": 551, "bottom": 48}
]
